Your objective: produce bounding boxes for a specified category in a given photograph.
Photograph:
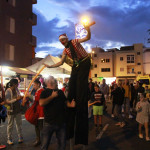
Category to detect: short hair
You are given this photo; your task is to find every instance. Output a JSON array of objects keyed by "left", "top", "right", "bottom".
[
  {"left": 44, "top": 76, "right": 55, "bottom": 86},
  {"left": 94, "top": 84, "right": 99, "bottom": 88}
]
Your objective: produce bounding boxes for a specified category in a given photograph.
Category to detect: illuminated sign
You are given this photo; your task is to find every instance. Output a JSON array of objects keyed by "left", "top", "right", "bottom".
[{"left": 75, "top": 23, "right": 87, "bottom": 39}]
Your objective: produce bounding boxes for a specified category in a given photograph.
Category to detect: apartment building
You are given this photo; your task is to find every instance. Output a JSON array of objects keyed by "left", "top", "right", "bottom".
[
  {"left": 115, "top": 43, "right": 144, "bottom": 82},
  {"left": 91, "top": 43, "right": 144, "bottom": 83},
  {"left": 0, "top": 0, "right": 37, "bottom": 68},
  {"left": 143, "top": 48, "right": 150, "bottom": 75},
  {"left": 91, "top": 47, "right": 114, "bottom": 79}
]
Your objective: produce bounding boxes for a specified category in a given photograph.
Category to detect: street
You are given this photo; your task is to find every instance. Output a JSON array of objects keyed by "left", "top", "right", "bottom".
[{"left": 0, "top": 102, "right": 150, "bottom": 150}]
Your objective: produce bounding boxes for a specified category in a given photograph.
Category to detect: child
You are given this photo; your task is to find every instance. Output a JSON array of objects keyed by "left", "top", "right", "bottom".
[
  {"left": 91, "top": 85, "right": 105, "bottom": 128},
  {"left": 136, "top": 93, "right": 150, "bottom": 141}
]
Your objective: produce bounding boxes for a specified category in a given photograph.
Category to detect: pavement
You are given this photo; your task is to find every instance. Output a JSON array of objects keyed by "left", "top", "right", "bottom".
[{"left": 0, "top": 102, "right": 150, "bottom": 150}]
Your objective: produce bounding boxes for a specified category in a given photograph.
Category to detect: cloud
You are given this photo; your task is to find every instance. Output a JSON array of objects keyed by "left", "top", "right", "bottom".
[{"left": 33, "top": 0, "right": 150, "bottom": 58}]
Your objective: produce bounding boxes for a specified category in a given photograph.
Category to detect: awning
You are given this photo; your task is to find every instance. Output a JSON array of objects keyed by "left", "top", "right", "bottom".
[{"left": 26, "top": 55, "right": 71, "bottom": 77}]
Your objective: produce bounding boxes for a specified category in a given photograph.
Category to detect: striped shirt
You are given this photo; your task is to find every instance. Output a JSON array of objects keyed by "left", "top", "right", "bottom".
[{"left": 63, "top": 39, "right": 88, "bottom": 59}]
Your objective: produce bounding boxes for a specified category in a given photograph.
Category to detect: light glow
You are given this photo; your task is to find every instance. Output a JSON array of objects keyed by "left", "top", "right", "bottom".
[{"left": 81, "top": 16, "right": 90, "bottom": 26}]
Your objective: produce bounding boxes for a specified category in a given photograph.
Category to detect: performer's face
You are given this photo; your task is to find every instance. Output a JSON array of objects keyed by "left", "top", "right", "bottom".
[{"left": 59, "top": 38, "right": 68, "bottom": 47}]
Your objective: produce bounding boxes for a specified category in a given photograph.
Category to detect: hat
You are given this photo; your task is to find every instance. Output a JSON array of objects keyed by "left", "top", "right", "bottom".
[{"left": 59, "top": 33, "right": 68, "bottom": 40}]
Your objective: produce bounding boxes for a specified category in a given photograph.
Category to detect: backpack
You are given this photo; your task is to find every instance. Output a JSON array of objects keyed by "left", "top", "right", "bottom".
[{"left": 25, "top": 101, "right": 39, "bottom": 125}]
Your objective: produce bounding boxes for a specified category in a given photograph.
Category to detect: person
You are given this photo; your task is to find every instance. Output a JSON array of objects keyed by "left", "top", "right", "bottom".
[
  {"left": 122, "top": 79, "right": 133, "bottom": 119},
  {"left": 100, "top": 79, "right": 109, "bottom": 111},
  {"left": 91, "top": 85, "right": 104, "bottom": 128},
  {"left": 112, "top": 82, "right": 125, "bottom": 127},
  {"left": 44, "top": 25, "right": 92, "bottom": 145},
  {"left": 39, "top": 76, "right": 74, "bottom": 150},
  {"left": 0, "top": 84, "right": 6, "bottom": 149},
  {"left": 88, "top": 78, "right": 95, "bottom": 99},
  {"left": 136, "top": 82, "right": 145, "bottom": 102},
  {"left": 5, "top": 79, "right": 23, "bottom": 145},
  {"left": 32, "top": 79, "right": 44, "bottom": 147},
  {"left": 111, "top": 84, "right": 118, "bottom": 118},
  {"left": 136, "top": 93, "right": 150, "bottom": 141},
  {"left": 88, "top": 78, "right": 95, "bottom": 119}
]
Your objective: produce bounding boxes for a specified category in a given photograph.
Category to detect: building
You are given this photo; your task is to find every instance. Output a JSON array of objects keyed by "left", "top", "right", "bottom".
[
  {"left": 143, "top": 48, "right": 150, "bottom": 75},
  {"left": 0, "top": 0, "right": 37, "bottom": 68},
  {"left": 115, "top": 43, "right": 144, "bottom": 82},
  {"left": 91, "top": 43, "right": 144, "bottom": 83},
  {"left": 91, "top": 47, "right": 114, "bottom": 78}
]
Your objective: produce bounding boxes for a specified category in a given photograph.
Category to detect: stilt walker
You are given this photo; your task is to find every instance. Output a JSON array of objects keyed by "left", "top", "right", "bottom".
[{"left": 44, "top": 21, "right": 95, "bottom": 145}]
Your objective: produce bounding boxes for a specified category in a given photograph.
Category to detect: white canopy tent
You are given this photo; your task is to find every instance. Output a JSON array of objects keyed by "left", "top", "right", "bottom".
[{"left": 26, "top": 55, "right": 71, "bottom": 78}]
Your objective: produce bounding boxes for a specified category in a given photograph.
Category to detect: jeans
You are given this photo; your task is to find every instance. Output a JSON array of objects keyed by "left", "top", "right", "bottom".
[
  {"left": 7, "top": 113, "right": 23, "bottom": 140},
  {"left": 112, "top": 103, "right": 116, "bottom": 114},
  {"left": 116, "top": 104, "right": 124, "bottom": 123},
  {"left": 123, "top": 97, "right": 131, "bottom": 116},
  {"left": 41, "top": 122, "right": 66, "bottom": 150}
]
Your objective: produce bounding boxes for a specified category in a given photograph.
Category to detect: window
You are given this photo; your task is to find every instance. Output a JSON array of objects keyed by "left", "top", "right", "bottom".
[
  {"left": 106, "top": 59, "right": 110, "bottom": 62},
  {"left": 10, "top": 17, "right": 15, "bottom": 33},
  {"left": 132, "top": 68, "right": 134, "bottom": 73},
  {"left": 120, "top": 57, "right": 123, "bottom": 61},
  {"left": 139, "top": 79, "right": 149, "bottom": 85},
  {"left": 101, "top": 59, "right": 110, "bottom": 63},
  {"left": 94, "top": 54, "right": 97, "bottom": 57},
  {"left": 5, "top": 44, "right": 15, "bottom": 61},
  {"left": 101, "top": 68, "right": 110, "bottom": 72},
  {"left": 6, "top": 16, "right": 16, "bottom": 33},
  {"left": 138, "top": 72, "right": 141, "bottom": 74},
  {"left": 101, "top": 59, "right": 105, "bottom": 63},
  {"left": 127, "top": 55, "right": 134, "bottom": 63},
  {"left": 95, "top": 74, "right": 97, "bottom": 77},
  {"left": 137, "top": 63, "right": 141, "bottom": 65},
  {"left": 94, "top": 64, "right": 97, "bottom": 68},
  {"left": 120, "top": 68, "right": 124, "bottom": 72},
  {"left": 137, "top": 52, "right": 140, "bottom": 55}
]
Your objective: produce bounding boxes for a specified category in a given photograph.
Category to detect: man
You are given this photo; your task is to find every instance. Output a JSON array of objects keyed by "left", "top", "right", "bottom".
[
  {"left": 39, "top": 76, "right": 74, "bottom": 150},
  {"left": 122, "top": 79, "right": 133, "bottom": 119},
  {"left": 100, "top": 79, "right": 109, "bottom": 111},
  {"left": 44, "top": 25, "right": 92, "bottom": 145}
]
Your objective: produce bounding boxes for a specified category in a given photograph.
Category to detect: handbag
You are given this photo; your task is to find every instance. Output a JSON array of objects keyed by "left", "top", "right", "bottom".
[{"left": 25, "top": 101, "right": 39, "bottom": 125}]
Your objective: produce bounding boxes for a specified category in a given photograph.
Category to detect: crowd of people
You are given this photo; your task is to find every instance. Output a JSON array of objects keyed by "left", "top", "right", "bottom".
[
  {"left": 0, "top": 77, "right": 150, "bottom": 150},
  {"left": 88, "top": 78, "right": 150, "bottom": 141}
]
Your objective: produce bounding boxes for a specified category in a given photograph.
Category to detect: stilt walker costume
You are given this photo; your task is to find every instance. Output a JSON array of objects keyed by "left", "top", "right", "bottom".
[{"left": 44, "top": 26, "right": 92, "bottom": 145}]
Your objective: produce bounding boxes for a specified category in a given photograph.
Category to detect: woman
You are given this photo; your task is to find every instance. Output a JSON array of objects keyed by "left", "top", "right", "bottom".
[{"left": 5, "top": 79, "right": 23, "bottom": 145}]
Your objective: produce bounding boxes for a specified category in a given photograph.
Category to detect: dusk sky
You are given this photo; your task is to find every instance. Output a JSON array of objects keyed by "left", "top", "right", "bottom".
[{"left": 33, "top": 0, "right": 150, "bottom": 58}]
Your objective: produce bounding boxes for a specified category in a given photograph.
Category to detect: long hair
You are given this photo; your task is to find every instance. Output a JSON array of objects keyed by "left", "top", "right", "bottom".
[{"left": 5, "top": 79, "right": 18, "bottom": 91}]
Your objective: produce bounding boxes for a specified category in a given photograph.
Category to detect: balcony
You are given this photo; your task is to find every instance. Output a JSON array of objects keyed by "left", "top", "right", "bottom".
[
  {"left": 29, "top": 35, "right": 37, "bottom": 47},
  {"left": 32, "top": 0, "right": 37, "bottom": 4},
  {"left": 29, "top": 13, "right": 37, "bottom": 25},
  {"left": 127, "top": 72, "right": 136, "bottom": 76}
]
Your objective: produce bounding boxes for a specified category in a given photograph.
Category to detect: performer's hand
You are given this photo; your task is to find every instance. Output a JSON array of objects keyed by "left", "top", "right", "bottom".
[
  {"left": 43, "top": 63, "right": 51, "bottom": 68},
  {"left": 67, "top": 99, "right": 76, "bottom": 108}
]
